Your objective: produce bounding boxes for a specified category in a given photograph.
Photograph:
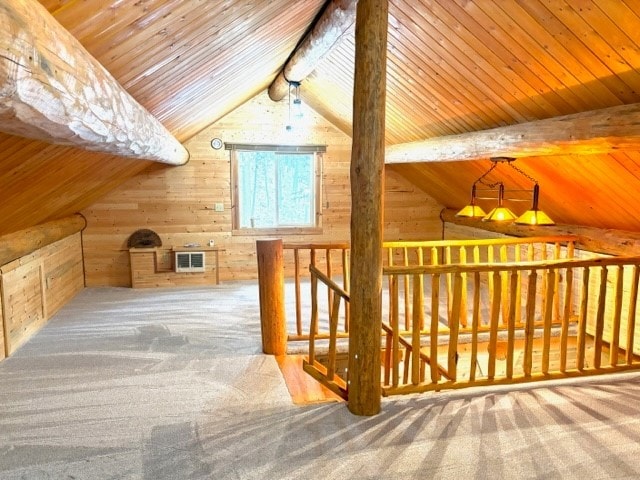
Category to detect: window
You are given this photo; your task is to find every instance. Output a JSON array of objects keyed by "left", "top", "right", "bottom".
[{"left": 228, "top": 144, "right": 325, "bottom": 233}]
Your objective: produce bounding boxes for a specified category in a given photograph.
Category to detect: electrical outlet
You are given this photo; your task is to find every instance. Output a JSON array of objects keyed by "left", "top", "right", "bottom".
[{"left": 214, "top": 203, "right": 224, "bottom": 212}]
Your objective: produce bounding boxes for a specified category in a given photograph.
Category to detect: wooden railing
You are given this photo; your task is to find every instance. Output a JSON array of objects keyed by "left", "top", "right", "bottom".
[
  {"left": 292, "top": 236, "right": 640, "bottom": 399},
  {"left": 382, "top": 255, "right": 640, "bottom": 396},
  {"left": 283, "top": 236, "right": 574, "bottom": 341},
  {"left": 283, "top": 242, "right": 350, "bottom": 340},
  {"left": 301, "top": 264, "right": 349, "bottom": 400}
]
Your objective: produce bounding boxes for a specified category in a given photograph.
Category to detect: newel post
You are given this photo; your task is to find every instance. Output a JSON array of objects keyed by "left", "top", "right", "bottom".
[{"left": 256, "top": 239, "right": 287, "bottom": 355}]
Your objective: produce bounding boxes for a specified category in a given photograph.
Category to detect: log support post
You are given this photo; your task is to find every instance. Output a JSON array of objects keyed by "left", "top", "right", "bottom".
[
  {"left": 348, "top": 0, "right": 388, "bottom": 416},
  {"left": 257, "top": 239, "right": 287, "bottom": 355}
]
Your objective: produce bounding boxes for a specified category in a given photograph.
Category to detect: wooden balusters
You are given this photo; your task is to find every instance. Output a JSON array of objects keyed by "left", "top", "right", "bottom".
[
  {"left": 469, "top": 271, "right": 481, "bottom": 382},
  {"left": 326, "top": 292, "right": 342, "bottom": 381},
  {"left": 626, "top": 266, "right": 639, "bottom": 365},
  {"left": 560, "top": 266, "right": 574, "bottom": 371},
  {"left": 342, "top": 248, "right": 350, "bottom": 332},
  {"left": 294, "top": 248, "right": 302, "bottom": 336},
  {"left": 430, "top": 273, "right": 441, "bottom": 384},
  {"left": 292, "top": 236, "right": 640, "bottom": 402},
  {"left": 447, "top": 273, "right": 462, "bottom": 381},
  {"left": 391, "top": 272, "right": 400, "bottom": 388},
  {"left": 594, "top": 266, "right": 608, "bottom": 369},
  {"left": 488, "top": 271, "right": 502, "bottom": 380},
  {"left": 542, "top": 269, "right": 556, "bottom": 374},
  {"left": 506, "top": 271, "right": 518, "bottom": 379},
  {"left": 309, "top": 267, "right": 319, "bottom": 364},
  {"left": 576, "top": 267, "right": 590, "bottom": 371},
  {"left": 523, "top": 270, "right": 537, "bottom": 377},
  {"left": 610, "top": 265, "right": 624, "bottom": 366},
  {"left": 403, "top": 247, "right": 411, "bottom": 331}
]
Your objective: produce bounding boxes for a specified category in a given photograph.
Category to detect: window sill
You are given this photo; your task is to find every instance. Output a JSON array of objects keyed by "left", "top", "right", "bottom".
[{"left": 232, "top": 227, "right": 322, "bottom": 236}]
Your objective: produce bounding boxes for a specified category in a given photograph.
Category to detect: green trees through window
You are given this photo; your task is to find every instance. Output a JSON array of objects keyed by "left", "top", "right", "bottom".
[{"left": 237, "top": 151, "right": 315, "bottom": 228}]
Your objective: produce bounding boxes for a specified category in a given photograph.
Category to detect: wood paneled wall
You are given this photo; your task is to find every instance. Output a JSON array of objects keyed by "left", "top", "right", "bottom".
[
  {"left": 82, "top": 92, "right": 445, "bottom": 287},
  {"left": 0, "top": 233, "right": 84, "bottom": 357}
]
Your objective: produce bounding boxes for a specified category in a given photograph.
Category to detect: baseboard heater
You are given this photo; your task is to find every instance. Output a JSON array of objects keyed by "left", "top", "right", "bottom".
[{"left": 175, "top": 251, "right": 205, "bottom": 273}]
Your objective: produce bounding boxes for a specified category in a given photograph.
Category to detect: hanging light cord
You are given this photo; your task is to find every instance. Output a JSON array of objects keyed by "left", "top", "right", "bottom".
[{"left": 475, "top": 158, "right": 538, "bottom": 188}]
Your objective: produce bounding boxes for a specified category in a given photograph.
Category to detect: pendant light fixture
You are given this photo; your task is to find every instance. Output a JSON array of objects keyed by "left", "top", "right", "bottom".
[
  {"left": 482, "top": 183, "right": 517, "bottom": 222},
  {"left": 285, "top": 80, "right": 303, "bottom": 132},
  {"left": 456, "top": 157, "right": 554, "bottom": 225}
]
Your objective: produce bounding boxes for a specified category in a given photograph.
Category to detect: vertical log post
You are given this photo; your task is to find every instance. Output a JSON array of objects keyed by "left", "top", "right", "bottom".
[
  {"left": 257, "top": 239, "right": 287, "bottom": 355},
  {"left": 347, "top": 0, "right": 388, "bottom": 416}
]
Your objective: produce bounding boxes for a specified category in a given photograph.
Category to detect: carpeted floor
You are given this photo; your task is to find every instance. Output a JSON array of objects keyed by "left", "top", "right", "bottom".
[{"left": 0, "top": 283, "right": 639, "bottom": 479}]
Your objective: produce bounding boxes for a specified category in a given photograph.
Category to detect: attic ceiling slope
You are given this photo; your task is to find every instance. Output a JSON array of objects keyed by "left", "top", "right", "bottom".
[
  {"left": 40, "top": 0, "right": 326, "bottom": 141},
  {"left": 304, "top": 0, "right": 640, "bottom": 232},
  {"left": 0, "top": 0, "right": 324, "bottom": 236}
]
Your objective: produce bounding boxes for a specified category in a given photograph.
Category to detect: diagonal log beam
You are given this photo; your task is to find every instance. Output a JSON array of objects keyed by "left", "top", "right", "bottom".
[
  {"left": 386, "top": 103, "right": 640, "bottom": 164},
  {"left": 0, "top": 0, "right": 188, "bottom": 165},
  {"left": 268, "top": 0, "right": 357, "bottom": 101}
]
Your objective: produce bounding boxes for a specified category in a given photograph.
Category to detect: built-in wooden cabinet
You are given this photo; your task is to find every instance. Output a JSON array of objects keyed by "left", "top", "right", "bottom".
[{"left": 129, "top": 246, "right": 223, "bottom": 288}]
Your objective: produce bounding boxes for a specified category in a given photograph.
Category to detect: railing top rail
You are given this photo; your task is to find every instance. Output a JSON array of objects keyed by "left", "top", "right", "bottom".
[
  {"left": 283, "top": 236, "right": 578, "bottom": 252},
  {"left": 309, "top": 265, "right": 350, "bottom": 300},
  {"left": 382, "top": 235, "right": 578, "bottom": 249},
  {"left": 284, "top": 242, "right": 350, "bottom": 250},
  {"left": 383, "top": 255, "right": 640, "bottom": 275}
]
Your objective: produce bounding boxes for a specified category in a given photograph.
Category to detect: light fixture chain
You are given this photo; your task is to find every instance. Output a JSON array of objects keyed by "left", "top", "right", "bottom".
[{"left": 508, "top": 161, "right": 538, "bottom": 185}]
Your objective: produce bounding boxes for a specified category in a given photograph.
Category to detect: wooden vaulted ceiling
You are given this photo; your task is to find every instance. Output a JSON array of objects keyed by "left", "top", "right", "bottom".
[
  {"left": 303, "top": 0, "right": 640, "bottom": 231},
  {"left": 1, "top": 0, "right": 640, "bottom": 236}
]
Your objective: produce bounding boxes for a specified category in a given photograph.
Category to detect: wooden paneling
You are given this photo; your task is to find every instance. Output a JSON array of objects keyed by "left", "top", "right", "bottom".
[
  {"left": 303, "top": 0, "right": 640, "bottom": 232},
  {"left": 2, "top": 0, "right": 637, "bottom": 262},
  {"left": 81, "top": 92, "right": 445, "bottom": 287},
  {"left": 1, "top": 260, "right": 43, "bottom": 356},
  {"left": 0, "top": 134, "right": 154, "bottom": 236},
  {"left": 129, "top": 247, "right": 222, "bottom": 288},
  {"left": 0, "top": 233, "right": 83, "bottom": 356}
]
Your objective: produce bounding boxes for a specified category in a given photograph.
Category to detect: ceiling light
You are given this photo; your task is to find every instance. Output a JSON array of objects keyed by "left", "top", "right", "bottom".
[
  {"left": 456, "top": 157, "right": 554, "bottom": 225},
  {"left": 285, "top": 80, "right": 303, "bottom": 132},
  {"left": 482, "top": 183, "right": 517, "bottom": 222},
  {"left": 455, "top": 185, "right": 486, "bottom": 218}
]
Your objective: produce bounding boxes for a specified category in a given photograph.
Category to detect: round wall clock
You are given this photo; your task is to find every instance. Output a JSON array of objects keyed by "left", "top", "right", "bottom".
[{"left": 211, "top": 138, "right": 223, "bottom": 150}]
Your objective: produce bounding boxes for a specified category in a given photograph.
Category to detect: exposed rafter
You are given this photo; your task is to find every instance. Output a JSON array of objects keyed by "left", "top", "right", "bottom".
[
  {"left": 268, "top": 0, "right": 357, "bottom": 102},
  {"left": 0, "top": 0, "right": 189, "bottom": 165},
  {"left": 386, "top": 103, "right": 640, "bottom": 164}
]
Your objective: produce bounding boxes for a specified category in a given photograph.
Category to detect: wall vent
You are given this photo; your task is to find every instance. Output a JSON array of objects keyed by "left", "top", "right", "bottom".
[{"left": 175, "top": 252, "right": 205, "bottom": 273}]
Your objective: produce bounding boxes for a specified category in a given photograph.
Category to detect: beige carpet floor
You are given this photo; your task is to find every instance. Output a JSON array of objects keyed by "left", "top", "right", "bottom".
[{"left": 0, "top": 283, "right": 639, "bottom": 479}]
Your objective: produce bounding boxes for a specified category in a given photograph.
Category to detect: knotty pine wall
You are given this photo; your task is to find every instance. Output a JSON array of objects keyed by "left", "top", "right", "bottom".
[
  {"left": 0, "top": 232, "right": 84, "bottom": 358},
  {"left": 81, "top": 91, "right": 445, "bottom": 287}
]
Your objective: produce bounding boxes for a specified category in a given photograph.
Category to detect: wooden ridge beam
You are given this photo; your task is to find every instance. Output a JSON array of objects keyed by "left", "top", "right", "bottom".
[
  {"left": 268, "top": 0, "right": 357, "bottom": 101},
  {"left": 0, "top": 214, "right": 86, "bottom": 267},
  {"left": 441, "top": 209, "right": 640, "bottom": 257},
  {"left": 386, "top": 103, "right": 640, "bottom": 164},
  {"left": 0, "top": 0, "right": 188, "bottom": 165}
]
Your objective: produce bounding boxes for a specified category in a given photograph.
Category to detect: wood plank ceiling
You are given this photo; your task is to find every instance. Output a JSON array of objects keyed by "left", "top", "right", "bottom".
[
  {"left": 2, "top": 0, "right": 640, "bottom": 235},
  {"left": 0, "top": 0, "right": 324, "bottom": 235},
  {"left": 302, "top": 0, "right": 640, "bottom": 231}
]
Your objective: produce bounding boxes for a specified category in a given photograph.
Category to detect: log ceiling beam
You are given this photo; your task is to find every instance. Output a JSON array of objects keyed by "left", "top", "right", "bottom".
[
  {"left": 386, "top": 103, "right": 640, "bottom": 164},
  {"left": 0, "top": 0, "right": 188, "bottom": 165},
  {"left": 441, "top": 209, "right": 640, "bottom": 257},
  {"left": 268, "top": 0, "right": 357, "bottom": 102},
  {"left": 0, "top": 214, "right": 86, "bottom": 268}
]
